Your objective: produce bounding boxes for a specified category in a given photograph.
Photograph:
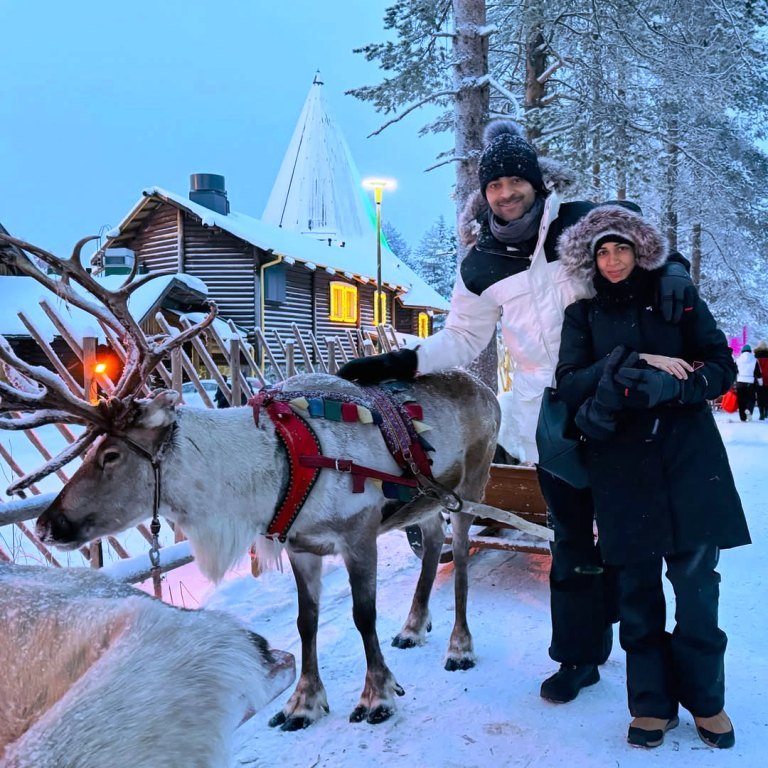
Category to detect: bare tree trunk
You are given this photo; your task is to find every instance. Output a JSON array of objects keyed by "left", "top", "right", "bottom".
[
  {"left": 690, "top": 222, "right": 702, "bottom": 286},
  {"left": 615, "top": 66, "right": 628, "bottom": 200},
  {"left": 525, "top": 23, "right": 546, "bottom": 144},
  {"left": 453, "top": 0, "right": 497, "bottom": 390},
  {"left": 453, "top": 0, "right": 489, "bottom": 219},
  {"left": 663, "top": 114, "right": 680, "bottom": 252}
]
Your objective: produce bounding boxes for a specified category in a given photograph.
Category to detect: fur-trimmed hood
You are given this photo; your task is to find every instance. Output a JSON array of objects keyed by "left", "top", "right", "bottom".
[
  {"left": 458, "top": 156, "right": 578, "bottom": 247},
  {"left": 557, "top": 205, "right": 668, "bottom": 283}
]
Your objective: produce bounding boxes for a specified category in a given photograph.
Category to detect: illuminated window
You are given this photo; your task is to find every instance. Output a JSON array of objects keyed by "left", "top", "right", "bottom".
[
  {"left": 373, "top": 291, "right": 387, "bottom": 325},
  {"left": 329, "top": 281, "right": 358, "bottom": 323},
  {"left": 418, "top": 312, "right": 430, "bottom": 338}
]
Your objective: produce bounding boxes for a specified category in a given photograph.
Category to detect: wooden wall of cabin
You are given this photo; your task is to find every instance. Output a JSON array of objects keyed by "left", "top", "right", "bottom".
[
  {"left": 127, "top": 205, "right": 180, "bottom": 273},
  {"left": 262, "top": 264, "right": 313, "bottom": 363},
  {"left": 182, "top": 218, "right": 257, "bottom": 331},
  {"left": 125, "top": 205, "right": 258, "bottom": 332}
]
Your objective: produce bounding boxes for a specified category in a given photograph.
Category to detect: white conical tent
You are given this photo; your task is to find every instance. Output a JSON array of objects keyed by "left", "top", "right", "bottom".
[{"left": 262, "top": 73, "right": 374, "bottom": 243}]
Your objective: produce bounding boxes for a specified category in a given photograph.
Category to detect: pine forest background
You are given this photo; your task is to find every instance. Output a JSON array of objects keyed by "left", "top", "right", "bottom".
[{"left": 352, "top": 0, "right": 768, "bottom": 344}]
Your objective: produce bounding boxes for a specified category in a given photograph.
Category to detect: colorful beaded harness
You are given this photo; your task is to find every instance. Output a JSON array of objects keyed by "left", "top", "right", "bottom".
[{"left": 248, "top": 384, "right": 442, "bottom": 542}]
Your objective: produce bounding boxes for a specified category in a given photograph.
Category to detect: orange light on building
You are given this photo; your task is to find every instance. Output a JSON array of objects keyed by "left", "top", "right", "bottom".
[{"left": 94, "top": 362, "right": 107, "bottom": 375}]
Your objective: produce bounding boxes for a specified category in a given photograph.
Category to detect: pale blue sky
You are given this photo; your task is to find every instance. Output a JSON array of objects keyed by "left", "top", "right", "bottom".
[{"left": 0, "top": 0, "right": 454, "bottom": 257}]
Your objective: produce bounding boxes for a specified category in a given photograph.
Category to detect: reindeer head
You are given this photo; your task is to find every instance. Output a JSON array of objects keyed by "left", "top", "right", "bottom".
[
  {"left": 0, "top": 231, "right": 216, "bottom": 497},
  {"left": 36, "top": 390, "right": 182, "bottom": 547}
]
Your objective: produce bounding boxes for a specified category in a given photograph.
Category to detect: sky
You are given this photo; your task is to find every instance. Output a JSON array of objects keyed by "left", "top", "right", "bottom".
[
  {"left": 2, "top": 411, "right": 766, "bottom": 764},
  {"left": 0, "top": 1, "right": 455, "bottom": 258}
]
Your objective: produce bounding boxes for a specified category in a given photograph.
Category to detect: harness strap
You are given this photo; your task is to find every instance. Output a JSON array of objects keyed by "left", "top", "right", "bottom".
[
  {"left": 361, "top": 385, "right": 433, "bottom": 478},
  {"left": 249, "top": 396, "right": 323, "bottom": 541},
  {"left": 298, "top": 455, "right": 420, "bottom": 493}
]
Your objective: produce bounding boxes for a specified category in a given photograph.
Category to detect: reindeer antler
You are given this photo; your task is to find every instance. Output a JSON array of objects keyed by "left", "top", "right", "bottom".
[
  {"left": 0, "top": 232, "right": 218, "bottom": 492},
  {"left": 0, "top": 232, "right": 217, "bottom": 398}
]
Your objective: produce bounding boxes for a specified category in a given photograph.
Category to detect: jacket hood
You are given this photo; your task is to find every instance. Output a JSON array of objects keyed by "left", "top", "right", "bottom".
[
  {"left": 557, "top": 205, "right": 668, "bottom": 283},
  {"left": 458, "top": 156, "right": 578, "bottom": 247}
]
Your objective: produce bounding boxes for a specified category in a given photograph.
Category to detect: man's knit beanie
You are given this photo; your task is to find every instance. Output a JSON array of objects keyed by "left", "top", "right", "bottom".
[{"left": 478, "top": 120, "right": 546, "bottom": 197}]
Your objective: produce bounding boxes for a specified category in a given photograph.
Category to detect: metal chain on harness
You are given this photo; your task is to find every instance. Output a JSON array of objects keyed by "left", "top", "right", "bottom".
[
  {"left": 148, "top": 459, "right": 163, "bottom": 599},
  {"left": 119, "top": 425, "right": 176, "bottom": 600}
]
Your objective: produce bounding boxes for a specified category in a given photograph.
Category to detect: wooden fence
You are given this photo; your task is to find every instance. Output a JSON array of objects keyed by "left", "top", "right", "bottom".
[{"left": 0, "top": 299, "right": 403, "bottom": 586}]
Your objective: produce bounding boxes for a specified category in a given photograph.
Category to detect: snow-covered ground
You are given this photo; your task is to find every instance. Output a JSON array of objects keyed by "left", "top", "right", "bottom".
[{"left": 176, "top": 411, "right": 765, "bottom": 767}]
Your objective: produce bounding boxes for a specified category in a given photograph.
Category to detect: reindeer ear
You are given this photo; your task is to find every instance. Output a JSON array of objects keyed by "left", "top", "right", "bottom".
[{"left": 133, "top": 389, "right": 180, "bottom": 428}]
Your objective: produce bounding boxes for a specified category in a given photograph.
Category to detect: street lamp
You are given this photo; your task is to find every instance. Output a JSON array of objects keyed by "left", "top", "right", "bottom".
[{"left": 362, "top": 177, "right": 396, "bottom": 326}]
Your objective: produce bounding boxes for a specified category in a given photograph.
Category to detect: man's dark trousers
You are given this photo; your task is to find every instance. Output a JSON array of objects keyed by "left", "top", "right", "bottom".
[{"left": 537, "top": 467, "right": 618, "bottom": 664}]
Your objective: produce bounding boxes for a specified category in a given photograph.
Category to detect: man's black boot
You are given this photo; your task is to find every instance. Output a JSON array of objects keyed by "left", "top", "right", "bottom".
[{"left": 540, "top": 663, "right": 600, "bottom": 703}]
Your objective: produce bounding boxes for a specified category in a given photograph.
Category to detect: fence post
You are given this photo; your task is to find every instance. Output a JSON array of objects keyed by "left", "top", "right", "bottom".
[
  {"left": 82, "top": 336, "right": 98, "bottom": 404},
  {"left": 229, "top": 338, "right": 242, "bottom": 405},
  {"left": 171, "top": 348, "right": 183, "bottom": 393},
  {"left": 285, "top": 341, "right": 296, "bottom": 378},
  {"left": 326, "top": 338, "right": 337, "bottom": 374}
]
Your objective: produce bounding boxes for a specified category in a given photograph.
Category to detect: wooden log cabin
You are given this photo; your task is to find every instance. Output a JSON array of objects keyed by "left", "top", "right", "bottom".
[{"left": 91, "top": 177, "right": 447, "bottom": 367}]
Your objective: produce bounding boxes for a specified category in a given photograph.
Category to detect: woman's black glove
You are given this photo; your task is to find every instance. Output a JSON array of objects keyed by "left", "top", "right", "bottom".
[
  {"left": 336, "top": 348, "right": 418, "bottom": 385},
  {"left": 657, "top": 261, "right": 697, "bottom": 323},
  {"left": 575, "top": 397, "right": 617, "bottom": 441},
  {"left": 614, "top": 367, "right": 682, "bottom": 409},
  {"left": 594, "top": 346, "right": 640, "bottom": 411}
]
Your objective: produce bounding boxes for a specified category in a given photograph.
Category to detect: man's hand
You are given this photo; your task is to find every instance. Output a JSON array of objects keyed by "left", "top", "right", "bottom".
[
  {"left": 614, "top": 367, "right": 682, "bottom": 409},
  {"left": 336, "top": 348, "right": 418, "bottom": 385},
  {"left": 658, "top": 261, "right": 697, "bottom": 324}
]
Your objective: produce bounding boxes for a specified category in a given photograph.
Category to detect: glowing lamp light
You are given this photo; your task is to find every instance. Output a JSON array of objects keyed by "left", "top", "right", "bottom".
[
  {"left": 362, "top": 177, "right": 397, "bottom": 326},
  {"left": 94, "top": 362, "right": 107, "bottom": 375}
]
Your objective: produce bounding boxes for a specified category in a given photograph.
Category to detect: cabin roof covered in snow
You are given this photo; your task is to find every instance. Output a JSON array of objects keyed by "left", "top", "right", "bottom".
[{"left": 0, "top": 273, "right": 208, "bottom": 342}]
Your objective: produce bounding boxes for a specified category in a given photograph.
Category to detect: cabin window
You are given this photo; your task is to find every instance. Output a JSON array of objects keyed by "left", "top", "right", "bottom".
[
  {"left": 264, "top": 263, "right": 286, "bottom": 304},
  {"left": 329, "top": 281, "right": 358, "bottom": 323},
  {"left": 373, "top": 291, "right": 387, "bottom": 326},
  {"left": 418, "top": 312, "right": 430, "bottom": 338}
]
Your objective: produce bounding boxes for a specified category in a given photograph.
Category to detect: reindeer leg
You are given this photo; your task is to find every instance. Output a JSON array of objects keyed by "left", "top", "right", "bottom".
[
  {"left": 444, "top": 509, "right": 476, "bottom": 671},
  {"left": 392, "top": 509, "right": 444, "bottom": 648},
  {"left": 344, "top": 535, "right": 405, "bottom": 724},
  {"left": 268, "top": 550, "right": 329, "bottom": 731}
]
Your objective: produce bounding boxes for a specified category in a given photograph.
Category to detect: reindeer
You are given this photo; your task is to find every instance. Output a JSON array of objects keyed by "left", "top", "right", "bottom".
[
  {"left": 0, "top": 233, "right": 501, "bottom": 729},
  {"left": 1, "top": 562, "right": 295, "bottom": 768}
]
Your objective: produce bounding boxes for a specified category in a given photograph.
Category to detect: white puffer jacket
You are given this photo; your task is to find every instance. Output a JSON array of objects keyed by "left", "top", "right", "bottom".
[
  {"left": 736, "top": 350, "right": 758, "bottom": 383},
  {"left": 412, "top": 189, "right": 592, "bottom": 463}
]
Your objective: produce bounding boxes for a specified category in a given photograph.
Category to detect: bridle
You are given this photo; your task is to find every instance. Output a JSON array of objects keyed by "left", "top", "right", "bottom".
[{"left": 107, "top": 422, "right": 178, "bottom": 597}]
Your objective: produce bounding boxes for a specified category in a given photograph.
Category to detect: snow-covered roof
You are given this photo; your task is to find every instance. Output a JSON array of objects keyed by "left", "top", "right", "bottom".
[
  {"left": 262, "top": 73, "right": 374, "bottom": 243},
  {"left": 0, "top": 273, "right": 207, "bottom": 342}
]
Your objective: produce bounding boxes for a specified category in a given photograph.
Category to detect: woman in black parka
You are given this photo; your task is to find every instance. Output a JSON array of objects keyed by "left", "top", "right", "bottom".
[{"left": 555, "top": 205, "right": 751, "bottom": 751}]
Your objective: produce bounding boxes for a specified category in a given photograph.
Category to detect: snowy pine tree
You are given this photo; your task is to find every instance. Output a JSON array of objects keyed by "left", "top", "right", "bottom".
[{"left": 408, "top": 215, "right": 457, "bottom": 300}]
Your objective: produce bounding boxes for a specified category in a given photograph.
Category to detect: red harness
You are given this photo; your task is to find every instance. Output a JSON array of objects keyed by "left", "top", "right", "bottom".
[{"left": 249, "top": 390, "right": 433, "bottom": 542}]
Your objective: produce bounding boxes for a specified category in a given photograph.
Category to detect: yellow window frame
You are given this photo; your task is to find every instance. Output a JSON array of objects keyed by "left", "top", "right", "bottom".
[
  {"left": 329, "top": 281, "right": 358, "bottom": 323},
  {"left": 418, "top": 312, "right": 429, "bottom": 338},
  {"left": 373, "top": 290, "right": 387, "bottom": 326}
]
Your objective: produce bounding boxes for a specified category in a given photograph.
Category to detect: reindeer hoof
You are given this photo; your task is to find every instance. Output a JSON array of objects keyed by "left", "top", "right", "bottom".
[
  {"left": 281, "top": 715, "right": 314, "bottom": 731},
  {"left": 392, "top": 634, "right": 419, "bottom": 649},
  {"left": 444, "top": 657, "right": 476, "bottom": 672},
  {"left": 367, "top": 705, "right": 395, "bottom": 724},
  {"left": 268, "top": 711, "right": 287, "bottom": 728},
  {"left": 349, "top": 705, "right": 368, "bottom": 723}
]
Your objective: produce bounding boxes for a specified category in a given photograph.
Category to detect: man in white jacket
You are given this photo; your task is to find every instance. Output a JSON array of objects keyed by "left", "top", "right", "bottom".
[{"left": 339, "top": 121, "right": 695, "bottom": 704}]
